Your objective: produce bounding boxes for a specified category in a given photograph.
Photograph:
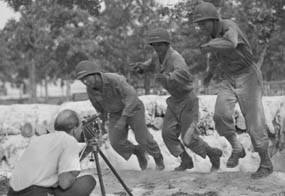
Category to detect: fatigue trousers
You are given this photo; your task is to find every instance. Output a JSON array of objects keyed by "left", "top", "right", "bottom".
[
  {"left": 108, "top": 101, "right": 161, "bottom": 160},
  {"left": 213, "top": 65, "right": 269, "bottom": 151},
  {"left": 162, "top": 91, "right": 209, "bottom": 158},
  {"left": 7, "top": 175, "right": 96, "bottom": 196}
]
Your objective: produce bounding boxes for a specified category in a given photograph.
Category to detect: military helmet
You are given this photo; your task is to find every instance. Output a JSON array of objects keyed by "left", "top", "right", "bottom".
[
  {"left": 75, "top": 60, "right": 101, "bottom": 80},
  {"left": 146, "top": 28, "right": 171, "bottom": 44},
  {"left": 193, "top": 1, "right": 219, "bottom": 23},
  {"left": 54, "top": 109, "right": 80, "bottom": 132}
]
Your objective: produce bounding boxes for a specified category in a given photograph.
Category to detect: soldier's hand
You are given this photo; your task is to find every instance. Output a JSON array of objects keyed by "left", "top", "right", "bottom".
[
  {"left": 114, "top": 116, "right": 127, "bottom": 131},
  {"left": 155, "top": 74, "right": 168, "bottom": 84},
  {"left": 200, "top": 43, "right": 211, "bottom": 54},
  {"left": 130, "top": 62, "right": 144, "bottom": 74}
]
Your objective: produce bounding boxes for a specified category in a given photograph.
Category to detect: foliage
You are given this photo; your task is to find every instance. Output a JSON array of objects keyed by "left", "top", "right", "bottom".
[{"left": 0, "top": 0, "right": 284, "bottom": 100}]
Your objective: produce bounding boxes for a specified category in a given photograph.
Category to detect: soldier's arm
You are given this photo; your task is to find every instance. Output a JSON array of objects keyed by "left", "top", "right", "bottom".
[
  {"left": 163, "top": 57, "right": 193, "bottom": 89},
  {"left": 116, "top": 78, "right": 139, "bottom": 117},
  {"left": 203, "top": 53, "right": 219, "bottom": 86},
  {"left": 201, "top": 27, "right": 239, "bottom": 53},
  {"left": 131, "top": 54, "right": 157, "bottom": 74},
  {"left": 87, "top": 87, "right": 106, "bottom": 118}
]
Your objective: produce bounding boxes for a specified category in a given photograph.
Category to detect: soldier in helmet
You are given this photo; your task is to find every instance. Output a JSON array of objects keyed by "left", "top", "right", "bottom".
[
  {"left": 131, "top": 28, "right": 223, "bottom": 171},
  {"left": 192, "top": 1, "right": 273, "bottom": 179},
  {"left": 75, "top": 60, "right": 165, "bottom": 171},
  {"left": 8, "top": 109, "right": 96, "bottom": 196}
]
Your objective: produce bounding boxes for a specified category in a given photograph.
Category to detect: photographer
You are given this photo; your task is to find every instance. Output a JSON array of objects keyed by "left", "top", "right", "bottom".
[
  {"left": 8, "top": 109, "right": 96, "bottom": 196},
  {"left": 75, "top": 60, "right": 165, "bottom": 171}
]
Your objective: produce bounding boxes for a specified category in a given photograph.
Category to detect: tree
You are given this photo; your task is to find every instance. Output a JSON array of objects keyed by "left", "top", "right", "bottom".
[
  {"left": 222, "top": 0, "right": 285, "bottom": 80},
  {"left": 0, "top": 0, "right": 101, "bottom": 102}
]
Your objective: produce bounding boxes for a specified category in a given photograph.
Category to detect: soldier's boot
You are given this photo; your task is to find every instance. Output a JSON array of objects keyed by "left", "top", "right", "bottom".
[
  {"left": 251, "top": 149, "right": 273, "bottom": 179},
  {"left": 174, "top": 151, "right": 194, "bottom": 171},
  {"left": 153, "top": 154, "right": 165, "bottom": 171},
  {"left": 206, "top": 146, "right": 223, "bottom": 171},
  {"left": 133, "top": 145, "right": 148, "bottom": 170},
  {"left": 226, "top": 147, "right": 246, "bottom": 168}
]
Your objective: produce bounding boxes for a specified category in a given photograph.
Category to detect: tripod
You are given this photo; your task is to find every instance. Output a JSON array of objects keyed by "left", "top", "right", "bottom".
[{"left": 80, "top": 115, "right": 133, "bottom": 196}]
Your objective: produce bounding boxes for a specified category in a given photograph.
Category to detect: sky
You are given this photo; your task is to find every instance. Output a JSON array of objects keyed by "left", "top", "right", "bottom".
[{"left": 0, "top": 1, "right": 19, "bottom": 29}]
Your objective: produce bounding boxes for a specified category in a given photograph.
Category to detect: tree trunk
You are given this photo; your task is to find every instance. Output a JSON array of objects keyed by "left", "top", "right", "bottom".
[
  {"left": 44, "top": 78, "right": 49, "bottom": 102},
  {"left": 29, "top": 58, "right": 37, "bottom": 103},
  {"left": 256, "top": 44, "right": 268, "bottom": 69},
  {"left": 144, "top": 72, "right": 151, "bottom": 95},
  {"left": 66, "top": 80, "right": 71, "bottom": 101}
]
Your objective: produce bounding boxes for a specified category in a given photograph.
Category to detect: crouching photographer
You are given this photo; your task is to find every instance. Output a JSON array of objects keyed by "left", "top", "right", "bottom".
[{"left": 7, "top": 109, "right": 96, "bottom": 196}]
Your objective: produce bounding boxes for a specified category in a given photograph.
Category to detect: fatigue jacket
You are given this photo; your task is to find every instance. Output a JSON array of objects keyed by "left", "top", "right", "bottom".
[
  {"left": 87, "top": 73, "right": 140, "bottom": 117},
  {"left": 205, "top": 19, "right": 254, "bottom": 76},
  {"left": 144, "top": 47, "right": 193, "bottom": 98}
]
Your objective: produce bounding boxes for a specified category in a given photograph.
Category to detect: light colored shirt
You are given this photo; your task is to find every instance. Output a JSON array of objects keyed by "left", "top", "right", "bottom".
[{"left": 9, "top": 131, "right": 81, "bottom": 191}]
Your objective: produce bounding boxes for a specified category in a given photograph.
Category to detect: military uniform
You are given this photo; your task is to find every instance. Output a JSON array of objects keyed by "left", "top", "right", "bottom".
[
  {"left": 136, "top": 30, "right": 222, "bottom": 171},
  {"left": 87, "top": 73, "right": 162, "bottom": 160},
  {"left": 193, "top": 1, "right": 273, "bottom": 178},
  {"left": 76, "top": 60, "right": 165, "bottom": 170},
  {"left": 206, "top": 19, "right": 268, "bottom": 150},
  {"left": 147, "top": 47, "right": 209, "bottom": 158}
]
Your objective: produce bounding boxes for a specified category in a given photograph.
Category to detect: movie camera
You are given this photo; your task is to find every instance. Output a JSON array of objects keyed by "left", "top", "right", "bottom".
[{"left": 79, "top": 114, "right": 133, "bottom": 196}]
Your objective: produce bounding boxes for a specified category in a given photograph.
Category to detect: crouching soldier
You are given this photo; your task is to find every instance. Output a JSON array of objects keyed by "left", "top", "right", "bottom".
[
  {"left": 131, "top": 28, "right": 222, "bottom": 171},
  {"left": 75, "top": 60, "right": 165, "bottom": 170}
]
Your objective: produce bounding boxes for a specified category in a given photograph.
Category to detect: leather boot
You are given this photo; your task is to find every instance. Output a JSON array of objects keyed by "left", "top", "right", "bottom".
[
  {"left": 206, "top": 146, "right": 223, "bottom": 171},
  {"left": 153, "top": 154, "right": 165, "bottom": 171},
  {"left": 174, "top": 151, "right": 194, "bottom": 171},
  {"left": 133, "top": 145, "right": 148, "bottom": 170},
  {"left": 251, "top": 149, "right": 273, "bottom": 179},
  {"left": 226, "top": 147, "right": 246, "bottom": 168}
]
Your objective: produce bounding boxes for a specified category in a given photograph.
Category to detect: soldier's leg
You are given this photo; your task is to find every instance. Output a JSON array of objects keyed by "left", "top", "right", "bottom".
[
  {"left": 180, "top": 94, "right": 222, "bottom": 171},
  {"left": 108, "top": 113, "right": 135, "bottom": 160},
  {"left": 162, "top": 99, "right": 194, "bottom": 171},
  {"left": 213, "top": 81, "right": 245, "bottom": 168},
  {"left": 128, "top": 102, "right": 164, "bottom": 170},
  {"left": 237, "top": 66, "right": 272, "bottom": 179}
]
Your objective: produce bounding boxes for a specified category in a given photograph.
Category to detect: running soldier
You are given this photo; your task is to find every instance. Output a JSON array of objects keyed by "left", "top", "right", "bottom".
[
  {"left": 75, "top": 60, "right": 165, "bottom": 171},
  {"left": 192, "top": 1, "right": 273, "bottom": 179},
  {"left": 132, "top": 28, "right": 222, "bottom": 171}
]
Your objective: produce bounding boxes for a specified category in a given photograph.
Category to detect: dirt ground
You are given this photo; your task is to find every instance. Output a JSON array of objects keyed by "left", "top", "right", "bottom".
[
  {"left": 1, "top": 169, "right": 285, "bottom": 196},
  {"left": 88, "top": 169, "right": 285, "bottom": 196}
]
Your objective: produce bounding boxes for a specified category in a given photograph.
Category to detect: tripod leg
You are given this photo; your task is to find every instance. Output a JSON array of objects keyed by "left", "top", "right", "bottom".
[
  {"left": 93, "top": 150, "right": 106, "bottom": 196},
  {"left": 98, "top": 149, "right": 133, "bottom": 196}
]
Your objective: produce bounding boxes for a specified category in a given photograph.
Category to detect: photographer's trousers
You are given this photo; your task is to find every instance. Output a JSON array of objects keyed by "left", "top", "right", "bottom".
[
  {"left": 213, "top": 65, "right": 269, "bottom": 151},
  {"left": 108, "top": 102, "right": 162, "bottom": 160}
]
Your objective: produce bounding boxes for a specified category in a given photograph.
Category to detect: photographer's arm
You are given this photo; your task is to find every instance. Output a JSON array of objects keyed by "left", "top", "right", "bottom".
[
  {"left": 58, "top": 171, "right": 80, "bottom": 190},
  {"left": 57, "top": 136, "right": 82, "bottom": 189}
]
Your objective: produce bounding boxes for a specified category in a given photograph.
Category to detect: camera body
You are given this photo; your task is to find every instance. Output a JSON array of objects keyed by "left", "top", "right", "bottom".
[
  {"left": 81, "top": 115, "right": 102, "bottom": 142},
  {"left": 79, "top": 115, "right": 103, "bottom": 161}
]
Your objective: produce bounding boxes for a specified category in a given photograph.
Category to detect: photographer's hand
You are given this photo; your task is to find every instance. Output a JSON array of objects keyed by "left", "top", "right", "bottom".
[{"left": 87, "top": 137, "right": 103, "bottom": 148}]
